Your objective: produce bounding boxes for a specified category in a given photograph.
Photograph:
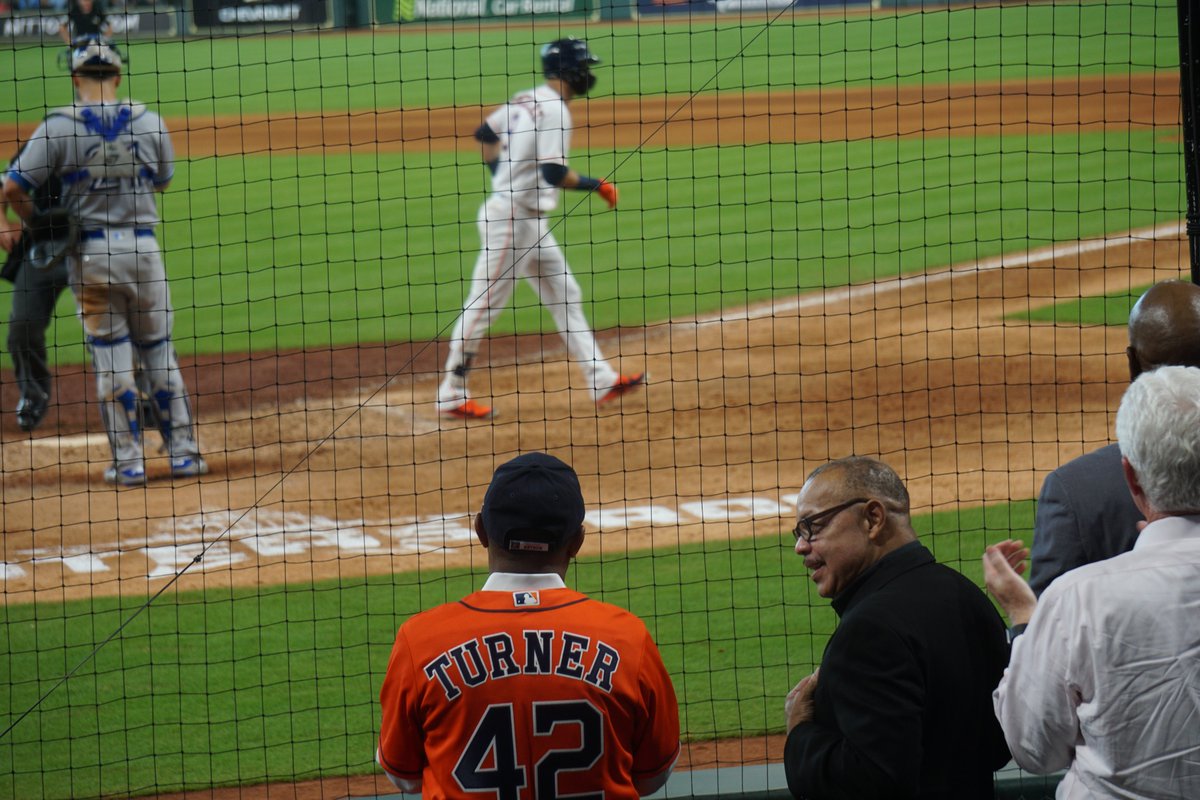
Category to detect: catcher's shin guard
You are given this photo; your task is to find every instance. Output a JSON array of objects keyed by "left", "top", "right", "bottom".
[
  {"left": 90, "top": 335, "right": 144, "bottom": 467},
  {"left": 137, "top": 338, "right": 201, "bottom": 458}
]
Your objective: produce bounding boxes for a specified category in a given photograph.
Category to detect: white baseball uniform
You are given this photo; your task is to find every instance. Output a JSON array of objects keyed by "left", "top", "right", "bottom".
[{"left": 438, "top": 84, "right": 621, "bottom": 410}]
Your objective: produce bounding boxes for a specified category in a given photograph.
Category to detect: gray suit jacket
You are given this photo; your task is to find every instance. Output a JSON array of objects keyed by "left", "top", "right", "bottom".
[{"left": 1029, "top": 443, "right": 1143, "bottom": 596}]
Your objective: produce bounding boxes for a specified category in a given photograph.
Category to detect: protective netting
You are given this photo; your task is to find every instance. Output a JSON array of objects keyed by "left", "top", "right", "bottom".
[{"left": 0, "top": 1, "right": 1186, "bottom": 797}]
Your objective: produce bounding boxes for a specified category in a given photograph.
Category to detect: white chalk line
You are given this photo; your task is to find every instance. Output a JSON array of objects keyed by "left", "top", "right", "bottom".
[
  {"left": 694, "top": 219, "right": 1183, "bottom": 325},
  {"left": 19, "top": 220, "right": 1183, "bottom": 452}
]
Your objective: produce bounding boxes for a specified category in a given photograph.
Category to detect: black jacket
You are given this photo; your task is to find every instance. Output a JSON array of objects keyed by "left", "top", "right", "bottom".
[{"left": 784, "top": 541, "right": 1010, "bottom": 800}]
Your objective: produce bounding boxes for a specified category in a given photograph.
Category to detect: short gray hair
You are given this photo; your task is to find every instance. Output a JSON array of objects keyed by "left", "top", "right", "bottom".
[
  {"left": 806, "top": 456, "right": 910, "bottom": 513},
  {"left": 1116, "top": 365, "right": 1200, "bottom": 514}
]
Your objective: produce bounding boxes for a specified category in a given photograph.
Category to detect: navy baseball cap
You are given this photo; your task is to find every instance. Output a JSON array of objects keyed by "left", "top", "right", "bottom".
[{"left": 481, "top": 453, "right": 586, "bottom": 552}]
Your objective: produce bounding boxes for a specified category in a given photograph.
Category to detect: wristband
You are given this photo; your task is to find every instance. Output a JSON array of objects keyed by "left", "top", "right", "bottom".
[{"left": 575, "top": 175, "right": 602, "bottom": 191}]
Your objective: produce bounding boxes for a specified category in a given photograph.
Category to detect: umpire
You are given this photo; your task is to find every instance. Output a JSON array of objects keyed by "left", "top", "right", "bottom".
[{"left": 1, "top": 153, "right": 70, "bottom": 432}]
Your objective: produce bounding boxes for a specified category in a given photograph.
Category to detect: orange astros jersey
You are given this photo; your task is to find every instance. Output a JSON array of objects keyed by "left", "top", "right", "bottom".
[{"left": 378, "top": 583, "right": 681, "bottom": 799}]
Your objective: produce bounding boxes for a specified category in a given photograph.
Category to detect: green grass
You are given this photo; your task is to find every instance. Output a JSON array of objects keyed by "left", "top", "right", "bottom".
[
  {"left": 0, "top": 0, "right": 1178, "bottom": 119},
  {"left": 1012, "top": 283, "right": 1151, "bottom": 325},
  {"left": 0, "top": 2, "right": 1178, "bottom": 795},
  {"left": 0, "top": 500, "right": 1033, "bottom": 799},
  {"left": 0, "top": 128, "right": 1183, "bottom": 368}
]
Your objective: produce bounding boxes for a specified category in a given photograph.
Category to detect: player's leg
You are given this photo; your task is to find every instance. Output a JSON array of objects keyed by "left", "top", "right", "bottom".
[
  {"left": 73, "top": 238, "right": 146, "bottom": 484},
  {"left": 438, "top": 199, "right": 519, "bottom": 416},
  {"left": 8, "top": 257, "right": 68, "bottom": 431},
  {"left": 136, "top": 338, "right": 205, "bottom": 473},
  {"left": 525, "top": 221, "right": 635, "bottom": 403},
  {"left": 90, "top": 333, "right": 147, "bottom": 484},
  {"left": 128, "top": 238, "right": 206, "bottom": 477}
]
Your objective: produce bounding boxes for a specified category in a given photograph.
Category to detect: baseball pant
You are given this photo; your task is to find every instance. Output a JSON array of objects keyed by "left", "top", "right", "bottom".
[
  {"left": 6, "top": 252, "right": 70, "bottom": 411},
  {"left": 72, "top": 228, "right": 200, "bottom": 469},
  {"left": 439, "top": 196, "right": 619, "bottom": 405}
]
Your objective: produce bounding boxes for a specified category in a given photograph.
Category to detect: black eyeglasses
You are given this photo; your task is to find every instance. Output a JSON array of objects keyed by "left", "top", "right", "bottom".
[{"left": 792, "top": 498, "right": 870, "bottom": 543}]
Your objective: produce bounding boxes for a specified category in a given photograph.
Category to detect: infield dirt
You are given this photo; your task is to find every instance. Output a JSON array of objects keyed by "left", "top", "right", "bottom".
[
  {"left": 0, "top": 73, "right": 1186, "bottom": 602},
  {"left": 0, "top": 70, "right": 1187, "bottom": 794}
]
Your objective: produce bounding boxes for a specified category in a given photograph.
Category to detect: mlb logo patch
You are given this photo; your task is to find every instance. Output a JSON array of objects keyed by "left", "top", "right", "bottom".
[{"left": 513, "top": 591, "right": 540, "bottom": 607}]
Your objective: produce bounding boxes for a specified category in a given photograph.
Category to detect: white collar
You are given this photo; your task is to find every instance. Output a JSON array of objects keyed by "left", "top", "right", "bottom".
[
  {"left": 481, "top": 572, "right": 567, "bottom": 591},
  {"left": 1133, "top": 513, "right": 1200, "bottom": 550}
]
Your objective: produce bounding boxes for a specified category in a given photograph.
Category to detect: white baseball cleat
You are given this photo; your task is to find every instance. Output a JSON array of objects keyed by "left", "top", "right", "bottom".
[
  {"left": 171, "top": 455, "right": 209, "bottom": 478},
  {"left": 104, "top": 463, "right": 147, "bottom": 487}
]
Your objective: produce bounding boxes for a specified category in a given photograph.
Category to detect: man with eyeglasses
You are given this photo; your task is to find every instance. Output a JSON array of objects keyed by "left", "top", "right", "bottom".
[{"left": 783, "top": 456, "right": 1011, "bottom": 800}]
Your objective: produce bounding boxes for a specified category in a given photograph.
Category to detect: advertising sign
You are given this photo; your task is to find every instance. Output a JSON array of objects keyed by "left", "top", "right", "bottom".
[
  {"left": 1, "top": 9, "right": 173, "bottom": 44},
  {"left": 376, "top": 0, "right": 590, "bottom": 24},
  {"left": 637, "top": 0, "right": 869, "bottom": 14},
  {"left": 192, "top": 0, "right": 328, "bottom": 28}
]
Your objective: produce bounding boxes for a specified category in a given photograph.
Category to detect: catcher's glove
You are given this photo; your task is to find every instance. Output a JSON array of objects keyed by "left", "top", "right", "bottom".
[{"left": 26, "top": 207, "right": 79, "bottom": 272}]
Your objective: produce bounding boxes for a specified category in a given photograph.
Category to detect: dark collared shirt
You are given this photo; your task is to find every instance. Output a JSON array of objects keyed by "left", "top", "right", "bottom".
[{"left": 785, "top": 541, "right": 1010, "bottom": 800}]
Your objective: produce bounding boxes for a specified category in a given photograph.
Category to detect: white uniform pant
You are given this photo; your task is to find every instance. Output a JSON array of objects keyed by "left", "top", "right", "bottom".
[
  {"left": 439, "top": 197, "right": 618, "bottom": 405},
  {"left": 71, "top": 228, "right": 200, "bottom": 469}
]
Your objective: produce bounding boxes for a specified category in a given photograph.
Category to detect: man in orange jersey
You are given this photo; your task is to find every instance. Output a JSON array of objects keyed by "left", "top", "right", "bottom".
[{"left": 377, "top": 452, "right": 681, "bottom": 799}]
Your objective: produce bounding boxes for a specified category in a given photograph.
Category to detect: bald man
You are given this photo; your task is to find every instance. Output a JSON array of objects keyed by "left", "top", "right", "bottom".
[{"left": 1028, "top": 279, "right": 1200, "bottom": 595}]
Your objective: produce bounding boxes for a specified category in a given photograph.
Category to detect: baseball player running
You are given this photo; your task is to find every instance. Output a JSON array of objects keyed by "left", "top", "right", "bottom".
[
  {"left": 378, "top": 452, "right": 681, "bottom": 798},
  {"left": 3, "top": 38, "right": 206, "bottom": 485},
  {"left": 438, "top": 38, "right": 645, "bottom": 419}
]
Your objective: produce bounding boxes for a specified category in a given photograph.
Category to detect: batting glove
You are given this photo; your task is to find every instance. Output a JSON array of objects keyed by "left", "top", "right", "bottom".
[{"left": 597, "top": 179, "right": 618, "bottom": 209}]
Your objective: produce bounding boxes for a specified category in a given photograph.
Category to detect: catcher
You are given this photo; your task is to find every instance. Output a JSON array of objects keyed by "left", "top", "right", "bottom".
[{"left": 3, "top": 38, "right": 205, "bottom": 485}]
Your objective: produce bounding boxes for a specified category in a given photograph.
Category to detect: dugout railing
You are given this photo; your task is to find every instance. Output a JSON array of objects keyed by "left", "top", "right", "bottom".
[{"left": 357, "top": 764, "right": 1063, "bottom": 799}]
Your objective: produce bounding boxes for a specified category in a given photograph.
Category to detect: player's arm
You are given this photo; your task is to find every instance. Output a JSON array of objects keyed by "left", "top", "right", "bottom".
[
  {"left": 151, "top": 118, "right": 175, "bottom": 193},
  {"left": 539, "top": 163, "right": 618, "bottom": 209},
  {"left": 2, "top": 176, "right": 34, "bottom": 223},
  {"left": 377, "top": 752, "right": 421, "bottom": 794},
  {"left": 0, "top": 171, "right": 23, "bottom": 253},
  {"left": 6, "top": 124, "right": 52, "bottom": 218},
  {"left": 475, "top": 123, "right": 502, "bottom": 174},
  {"left": 377, "top": 628, "right": 426, "bottom": 794},
  {"left": 632, "top": 631, "right": 681, "bottom": 797}
]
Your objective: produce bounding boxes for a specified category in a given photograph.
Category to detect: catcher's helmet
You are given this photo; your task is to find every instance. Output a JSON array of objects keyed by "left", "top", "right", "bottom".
[
  {"left": 68, "top": 36, "right": 123, "bottom": 77},
  {"left": 541, "top": 38, "right": 600, "bottom": 97}
]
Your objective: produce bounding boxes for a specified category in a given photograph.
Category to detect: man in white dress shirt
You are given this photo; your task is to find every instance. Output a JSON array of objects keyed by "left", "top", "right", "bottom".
[{"left": 983, "top": 365, "right": 1200, "bottom": 799}]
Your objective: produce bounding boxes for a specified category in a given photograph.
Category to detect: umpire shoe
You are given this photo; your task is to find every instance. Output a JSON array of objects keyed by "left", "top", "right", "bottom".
[
  {"left": 104, "top": 462, "right": 147, "bottom": 487},
  {"left": 597, "top": 373, "right": 646, "bottom": 406},
  {"left": 440, "top": 399, "right": 494, "bottom": 420},
  {"left": 15, "top": 394, "right": 48, "bottom": 432},
  {"left": 171, "top": 455, "right": 209, "bottom": 478}
]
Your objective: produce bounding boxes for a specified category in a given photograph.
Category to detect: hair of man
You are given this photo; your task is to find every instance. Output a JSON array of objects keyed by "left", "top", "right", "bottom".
[
  {"left": 1127, "top": 279, "right": 1200, "bottom": 378},
  {"left": 473, "top": 514, "right": 585, "bottom": 576},
  {"left": 805, "top": 455, "right": 912, "bottom": 517},
  {"left": 1116, "top": 365, "right": 1200, "bottom": 516}
]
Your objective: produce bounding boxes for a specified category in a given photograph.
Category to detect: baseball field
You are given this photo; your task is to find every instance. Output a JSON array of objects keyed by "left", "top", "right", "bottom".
[{"left": 0, "top": 0, "right": 1188, "bottom": 797}]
